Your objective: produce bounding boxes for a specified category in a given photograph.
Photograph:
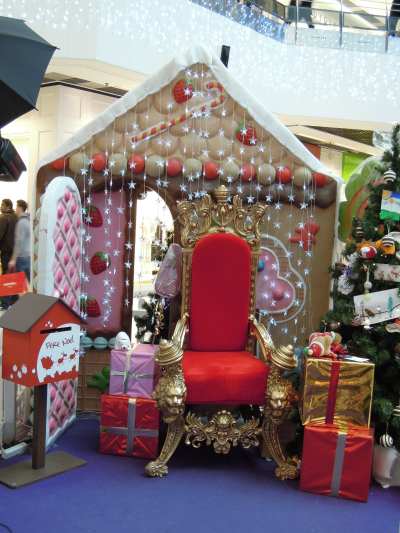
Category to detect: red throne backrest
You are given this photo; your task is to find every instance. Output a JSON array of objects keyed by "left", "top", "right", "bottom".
[{"left": 189, "top": 232, "right": 251, "bottom": 351}]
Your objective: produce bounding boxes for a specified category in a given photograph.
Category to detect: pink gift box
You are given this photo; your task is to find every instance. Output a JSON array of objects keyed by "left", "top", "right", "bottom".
[{"left": 109, "top": 344, "right": 157, "bottom": 398}]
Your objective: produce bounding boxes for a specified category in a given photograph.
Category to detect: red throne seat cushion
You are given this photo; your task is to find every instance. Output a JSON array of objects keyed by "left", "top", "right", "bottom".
[
  {"left": 189, "top": 232, "right": 251, "bottom": 352},
  {"left": 183, "top": 351, "right": 269, "bottom": 405}
]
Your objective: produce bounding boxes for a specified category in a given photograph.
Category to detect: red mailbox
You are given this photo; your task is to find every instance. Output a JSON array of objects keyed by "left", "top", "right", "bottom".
[{"left": 0, "top": 293, "right": 82, "bottom": 387}]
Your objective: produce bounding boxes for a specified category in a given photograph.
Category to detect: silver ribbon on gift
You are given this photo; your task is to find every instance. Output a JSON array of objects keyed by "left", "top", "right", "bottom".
[
  {"left": 101, "top": 398, "right": 158, "bottom": 454},
  {"left": 330, "top": 430, "right": 347, "bottom": 496},
  {"left": 111, "top": 349, "right": 153, "bottom": 394}
]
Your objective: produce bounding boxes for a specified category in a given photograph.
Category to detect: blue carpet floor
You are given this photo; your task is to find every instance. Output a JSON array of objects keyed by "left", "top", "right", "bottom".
[{"left": 0, "top": 419, "right": 398, "bottom": 533}]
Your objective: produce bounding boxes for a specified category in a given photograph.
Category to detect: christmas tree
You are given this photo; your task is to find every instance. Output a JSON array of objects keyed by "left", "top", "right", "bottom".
[{"left": 324, "top": 124, "right": 400, "bottom": 450}]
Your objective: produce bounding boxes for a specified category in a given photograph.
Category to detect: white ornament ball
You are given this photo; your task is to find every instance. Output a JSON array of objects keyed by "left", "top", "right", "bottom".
[
  {"left": 293, "top": 166, "right": 313, "bottom": 188},
  {"left": 221, "top": 160, "right": 240, "bottom": 183},
  {"left": 183, "top": 158, "right": 202, "bottom": 179},
  {"left": 364, "top": 280, "right": 373, "bottom": 292},
  {"left": 380, "top": 433, "right": 394, "bottom": 448},
  {"left": 257, "top": 163, "right": 276, "bottom": 185},
  {"left": 384, "top": 169, "right": 396, "bottom": 184},
  {"left": 145, "top": 154, "right": 165, "bottom": 178},
  {"left": 393, "top": 404, "right": 400, "bottom": 417},
  {"left": 69, "top": 152, "right": 90, "bottom": 174},
  {"left": 109, "top": 153, "right": 128, "bottom": 175}
]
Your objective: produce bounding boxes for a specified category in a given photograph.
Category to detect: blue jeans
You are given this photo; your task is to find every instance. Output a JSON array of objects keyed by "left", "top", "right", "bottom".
[{"left": 16, "top": 256, "right": 31, "bottom": 282}]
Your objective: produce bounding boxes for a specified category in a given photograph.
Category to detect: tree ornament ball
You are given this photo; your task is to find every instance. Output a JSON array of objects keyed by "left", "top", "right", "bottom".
[
  {"left": 109, "top": 153, "right": 127, "bottom": 175},
  {"left": 69, "top": 152, "right": 90, "bottom": 174},
  {"left": 383, "top": 169, "right": 396, "bottom": 185},
  {"left": 240, "top": 163, "right": 256, "bottom": 182},
  {"left": 128, "top": 154, "right": 145, "bottom": 174},
  {"left": 393, "top": 404, "right": 400, "bottom": 418},
  {"left": 293, "top": 166, "right": 312, "bottom": 188},
  {"left": 328, "top": 320, "right": 341, "bottom": 331},
  {"left": 203, "top": 161, "right": 219, "bottom": 180},
  {"left": 380, "top": 433, "right": 394, "bottom": 448},
  {"left": 166, "top": 158, "right": 183, "bottom": 177},
  {"left": 313, "top": 172, "right": 328, "bottom": 188},
  {"left": 276, "top": 165, "right": 292, "bottom": 184},
  {"left": 364, "top": 280, "right": 373, "bottom": 292},
  {"left": 51, "top": 157, "right": 69, "bottom": 171},
  {"left": 257, "top": 163, "right": 276, "bottom": 185},
  {"left": 360, "top": 245, "right": 377, "bottom": 259},
  {"left": 145, "top": 154, "right": 165, "bottom": 178},
  {"left": 91, "top": 152, "right": 107, "bottom": 172}
]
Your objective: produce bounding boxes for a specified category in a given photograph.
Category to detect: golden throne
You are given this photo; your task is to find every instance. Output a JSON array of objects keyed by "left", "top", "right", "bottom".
[{"left": 145, "top": 185, "right": 299, "bottom": 479}]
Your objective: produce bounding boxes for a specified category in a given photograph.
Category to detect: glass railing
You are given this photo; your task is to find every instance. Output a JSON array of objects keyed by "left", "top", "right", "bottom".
[{"left": 192, "top": 0, "right": 400, "bottom": 52}]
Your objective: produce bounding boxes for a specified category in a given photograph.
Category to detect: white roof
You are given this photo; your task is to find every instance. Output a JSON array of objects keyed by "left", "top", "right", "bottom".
[{"left": 38, "top": 45, "right": 341, "bottom": 182}]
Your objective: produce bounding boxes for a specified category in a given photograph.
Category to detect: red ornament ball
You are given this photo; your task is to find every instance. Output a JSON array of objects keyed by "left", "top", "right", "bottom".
[
  {"left": 360, "top": 245, "right": 377, "bottom": 259},
  {"left": 128, "top": 154, "right": 145, "bottom": 174},
  {"left": 91, "top": 152, "right": 107, "bottom": 172},
  {"left": 203, "top": 161, "right": 219, "bottom": 180},
  {"left": 166, "top": 158, "right": 183, "bottom": 177},
  {"left": 276, "top": 166, "right": 292, "bottom": 184},
  {"left": 272, "top": 287, "right": 285, "bottom": 301},
  {"left": 51, "top": 158, "right": 68, "bottom": 171},
  {"left": 313, "top": 172, "right": 328, "bottom": 188},
  {"left": 240, "top": 163, "right": 256, "bottom": 182}
]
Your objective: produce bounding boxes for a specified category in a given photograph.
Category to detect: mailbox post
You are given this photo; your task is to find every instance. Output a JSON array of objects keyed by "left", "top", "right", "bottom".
[{"left": 0, "top": 293, "right": 86, "bottom": 487}]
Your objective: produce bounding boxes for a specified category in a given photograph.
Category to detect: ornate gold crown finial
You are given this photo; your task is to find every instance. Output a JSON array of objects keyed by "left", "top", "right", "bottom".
[
  {"left": 156, "top": 339, "right": 184, "bottom": 367},
  {"left": 272, "top": 344, "right": 297, "bottom": 371},
  {"left": 213, "top": 185, "right": 229, "bottom": 204},
  {"left": 177, "top": 186, "right": 267, "bottom": 248}
]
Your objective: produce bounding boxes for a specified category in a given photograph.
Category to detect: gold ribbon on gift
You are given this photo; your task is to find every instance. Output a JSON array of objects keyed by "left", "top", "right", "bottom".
[
  {"left": 301, "top": 357, "right": 374, "bottom": 427},
  {"left": 101, "top": 398, "right": 158, "bottom": 454}
]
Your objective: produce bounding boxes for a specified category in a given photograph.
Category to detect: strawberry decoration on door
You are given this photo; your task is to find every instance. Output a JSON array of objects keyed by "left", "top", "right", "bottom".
[{"left": 90, "top": 252, "right": 111, "bottom": 275}]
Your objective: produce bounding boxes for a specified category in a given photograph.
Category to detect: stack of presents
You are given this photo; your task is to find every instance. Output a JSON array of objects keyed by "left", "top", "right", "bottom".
[
  {"left": 99, "top": 339, "right": 159, "bottom": 460},
  {"left": 299, "top": 331, "right": 375, "bottom": 502}
]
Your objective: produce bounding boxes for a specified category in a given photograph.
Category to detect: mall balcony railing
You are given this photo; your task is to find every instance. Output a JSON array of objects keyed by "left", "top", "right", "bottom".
[
  {"left": 249, "top": 0, "right": 398, "bottom": 50},
  {"left": 193, "top": 0, "right": 399, "bottom": 52}
]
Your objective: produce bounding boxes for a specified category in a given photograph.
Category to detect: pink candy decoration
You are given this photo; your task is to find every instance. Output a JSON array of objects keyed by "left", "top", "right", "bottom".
[
  {"left": 63, "top": 252, "right": 70, "bottom": 265},
  {"left": 71, "top": 202, "right": 77, "bottom": 214},
  {"left": 57, "top": 206, "right": 64, "bottom": 219},
  {"left": 69, "top": 235, "right": 76, "bottom": 247},
  {"left": 56, "top": 238, "right": 64, "bottom": 252},
  {"left": 64, "top": 220, "right": 71, "bottom": 233},
  {"left": 64, "top": 190, "right": 71, "bottom": 203}
]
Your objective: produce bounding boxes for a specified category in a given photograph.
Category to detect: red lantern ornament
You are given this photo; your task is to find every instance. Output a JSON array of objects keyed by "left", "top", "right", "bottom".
[
  {"left": 91, "top": 152, "right": 107, "bottom": 172},
  {"left": 203, "top": 161, "right": 219, "bottom": 180},
  {"left": 360, "top": 245, "right": 377, "bottom": 259},
  {"left": 313, "top": 172, "right": 328, "bottom": 188},
  {"left": 276, "top": 166, "right": 292, "bottom": 184},
  {"left": 51, "top": 158, "right": 68, "bottom": 171},
  {"left": 240, "top": 163, "right": 256, "bottom": 182},
  {"left": 128, "top": 154, "right": 145, "bottom": 174},
  {"left": 166, "top": 158, "right": 183, "bottom": 177}
]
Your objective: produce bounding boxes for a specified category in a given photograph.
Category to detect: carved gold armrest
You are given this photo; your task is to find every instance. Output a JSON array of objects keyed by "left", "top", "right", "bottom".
[
  {"left": 154, "top": 315, "right": 189, "bottom": 425},
  {"left": 249, "top": 316, "right": 297, "bottom": 371},
  {"left": 171, "top": 313, "right": 189, "bottom": 349}
]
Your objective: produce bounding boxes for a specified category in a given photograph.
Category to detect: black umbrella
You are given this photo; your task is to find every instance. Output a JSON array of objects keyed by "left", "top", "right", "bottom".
[{"left": 0, "top": 16, "right": 56, "bottom": 128}]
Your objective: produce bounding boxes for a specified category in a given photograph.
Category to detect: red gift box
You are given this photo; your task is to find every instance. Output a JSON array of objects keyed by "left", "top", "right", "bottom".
[
  {"left": 300, "top": 424, "right": 374, "bottom": 502},
  {"left": 99, "top": 394, "right": 159, "bottom": 459},
  {"left": 0, "top": 272, "right": 28, "bottom": 296}
]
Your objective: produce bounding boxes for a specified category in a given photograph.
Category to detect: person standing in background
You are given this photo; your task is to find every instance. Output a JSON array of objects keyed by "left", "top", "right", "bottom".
[
  {"left": 389, "top": 0, "right": 400, "bottom": 36},
  {"left": 0, "top": 199, "right": 18, "bottom": 308},
  {"left": 8, "top": 199, "right": 31, "bottom": 282},
  {"left": 0, "top": 199, "right": 17, "bottom": 276}
]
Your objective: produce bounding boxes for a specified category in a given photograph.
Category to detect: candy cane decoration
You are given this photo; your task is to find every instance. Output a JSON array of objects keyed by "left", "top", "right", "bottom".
[{"left": 131, "top": 81, "right": 225, "bottom": 145}]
